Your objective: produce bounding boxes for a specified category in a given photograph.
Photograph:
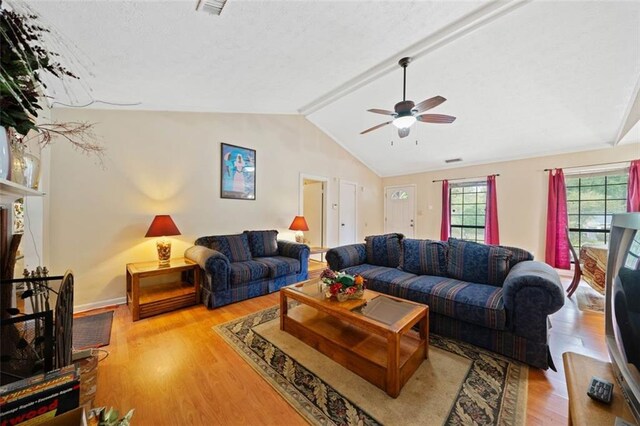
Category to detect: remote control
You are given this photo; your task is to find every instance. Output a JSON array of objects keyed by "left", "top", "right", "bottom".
[{"left": 587, "top": 376, "right": 614, "bottom": 404}]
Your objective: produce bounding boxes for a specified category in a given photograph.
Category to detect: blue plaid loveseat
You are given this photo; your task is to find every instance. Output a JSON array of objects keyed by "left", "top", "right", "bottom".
[
  {"left": 326, "top": 234, "right": 565, "bottom": 370},
  {"left": 185, "top": 230, "right": 309, "bottom": 308}
]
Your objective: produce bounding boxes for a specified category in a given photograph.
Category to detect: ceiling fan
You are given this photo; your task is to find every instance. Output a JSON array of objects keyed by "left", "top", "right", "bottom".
[{"left": 360, "top": 57, "right": 456, "bottom": 139}]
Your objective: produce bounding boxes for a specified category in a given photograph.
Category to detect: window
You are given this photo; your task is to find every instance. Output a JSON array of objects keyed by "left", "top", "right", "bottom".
[
  {"left": 566, "top": 173, "right": 628, "bottom": 249},
  {"left": 390, "top": 190, "right": 409, "bottom": 200},
  {"left": 450, "top": 182, "right": 486, "bottom": 243}
]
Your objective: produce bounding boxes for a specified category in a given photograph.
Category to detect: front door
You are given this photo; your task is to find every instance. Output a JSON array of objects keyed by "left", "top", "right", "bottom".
[
  {"left": 339, "top": 180, "right": 357, "bottom": 245},
  {"left": 385, "top": 185, "right": 416, "bottom": 238}
]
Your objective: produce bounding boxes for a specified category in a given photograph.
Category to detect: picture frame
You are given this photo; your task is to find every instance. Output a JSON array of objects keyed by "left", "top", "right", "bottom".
[{"left": 220, "top": 143, "right": 256, "bottom": 200}]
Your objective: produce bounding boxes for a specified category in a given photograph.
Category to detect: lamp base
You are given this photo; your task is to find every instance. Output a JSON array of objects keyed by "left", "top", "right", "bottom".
[
  {"left": 156, "top": 239, "right": 171, "bottom": 267},
  {"left": 294, "top": 231, "right": 304, "bottom": 243}
]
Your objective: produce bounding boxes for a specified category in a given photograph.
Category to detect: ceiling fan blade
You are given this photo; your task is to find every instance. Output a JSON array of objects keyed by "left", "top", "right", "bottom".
[
  {"left": 360, "top": 121, "right": 392, "bottom": 135},
  {"left": 398, "top": 127, "right": 410, "bottom": 138},
  {"left": 417, "top": 114, "right": 456, "bottom": 124},
  {"left": 367, "top": 108, "right": 396, "bottom": 116},
  {"left": 413, "top": 96, "right": 446, "bottom": 113}
]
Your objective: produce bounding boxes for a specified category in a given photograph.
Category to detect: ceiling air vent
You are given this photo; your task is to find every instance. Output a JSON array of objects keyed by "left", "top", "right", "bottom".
[
  {"left": 445, "top": 158, "right": 462, "bottom": 164},
  {"left": 196, "top": 0, "right": 228, "bottom": 15}
]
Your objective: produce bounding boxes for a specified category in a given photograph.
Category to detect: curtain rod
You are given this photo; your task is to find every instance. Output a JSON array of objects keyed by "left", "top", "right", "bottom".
[
  {"left": 544, "top": 160, "right": 630, "bottom": 172},
  {"left": 432, "top": 174, "right": 499, "bottom": 183}
]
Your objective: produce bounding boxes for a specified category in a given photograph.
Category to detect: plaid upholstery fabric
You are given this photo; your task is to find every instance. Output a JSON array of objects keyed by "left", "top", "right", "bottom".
[
  {"left": 348, "top": 266, "right": 506, "bottom": 330},
  {"left": 326, "top": 244, "right": 367, "bottom": 271},
  {"left": 196, "top": 234, "right": 252, "bottom": 262},
  {"left": 500, "top": 245, "right": 534, "bottom": 269},
  {"left": 447, "top": 238, "right": 512, "bottom": 286},
  {"left": 229, "top": 261, "right": 269, "bottom": 285},
  {"left": 365, "top": 233, "right": 403, "bottom": 268},
  {"left": 399, "top": 239, "right": 448, "bottom": 277},
  {"left": 245, "top": 230, "right": 279, "bottom": 257},
  {"left": 430, "top": 312, "right": 551, "bottom": 369},
  {"left": 255, "top": 256, "right": 301, "bottom": 278}
]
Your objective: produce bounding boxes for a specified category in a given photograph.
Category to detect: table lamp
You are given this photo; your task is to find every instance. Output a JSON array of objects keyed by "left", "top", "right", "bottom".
[
  {"left": 145, "top": 215, "right": 181, "bottom": 267},
  {"left": 289, "top": 216, "right": 309, "bottom": 243}
]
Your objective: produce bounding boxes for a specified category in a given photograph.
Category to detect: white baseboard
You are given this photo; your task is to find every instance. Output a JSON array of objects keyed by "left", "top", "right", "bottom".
[{"left": 74, "top": 297, "right": 126, "bottom": 313}]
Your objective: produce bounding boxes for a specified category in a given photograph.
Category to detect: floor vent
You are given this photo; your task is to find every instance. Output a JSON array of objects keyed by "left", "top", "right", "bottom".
[
  {"left": 445, "top": 158, "right": 462, "bottom": 164},
  {"left": 196, "top": 0, "right": 228, "bottom": 15}
]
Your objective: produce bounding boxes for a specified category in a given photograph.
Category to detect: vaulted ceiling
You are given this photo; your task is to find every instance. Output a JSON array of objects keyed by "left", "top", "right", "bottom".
[{"left": 24, "top": 0, "right": 640, "bottom": 176}]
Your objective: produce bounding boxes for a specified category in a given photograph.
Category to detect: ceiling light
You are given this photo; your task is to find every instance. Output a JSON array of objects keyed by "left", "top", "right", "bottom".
[
  {"left": 196, "top": 0, "right": 228, "bottom": 15},
  {"left": 392, "top": 115, "right": 416, "bottom": 129}
]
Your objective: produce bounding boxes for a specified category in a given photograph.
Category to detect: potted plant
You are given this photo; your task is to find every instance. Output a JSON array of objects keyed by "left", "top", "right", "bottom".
[{"left": 0, "top": 5, "right": 103, "bottom": 184}]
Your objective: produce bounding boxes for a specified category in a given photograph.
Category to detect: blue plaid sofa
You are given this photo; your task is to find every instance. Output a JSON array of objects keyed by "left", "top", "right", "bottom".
[
  {"left": 326, "top": 234, "right": 565, "bottom": 370},
  {"left": 185, "top": 230, "right": 309, "bottom": 308}
]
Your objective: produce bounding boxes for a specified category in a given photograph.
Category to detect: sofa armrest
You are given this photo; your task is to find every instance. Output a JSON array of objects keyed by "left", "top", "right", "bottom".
[
  {"left": 502, "top": 260, "right": 565, "bottom": 342},
  {"left": 326, "top": 243, "right": 366, "bottom": 271},
  {"left": 184, "top": 245, "right": 231, "bottom": 292},
  {"left": 277, "top": 241, "right": 310, "bottom": 276}
]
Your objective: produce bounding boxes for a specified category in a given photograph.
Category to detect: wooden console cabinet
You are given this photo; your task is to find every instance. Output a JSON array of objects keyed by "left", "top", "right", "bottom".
[
  {"left": 126, "top": 258, "right": 200, "bottom": 321},
  {"left": 563, "top": 352, "right": 636, "bottom": 425}
]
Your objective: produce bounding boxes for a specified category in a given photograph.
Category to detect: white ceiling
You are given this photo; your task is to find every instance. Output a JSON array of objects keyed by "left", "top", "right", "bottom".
[{"left": 22, "top": 0, "right": 640, "bottom": 176}]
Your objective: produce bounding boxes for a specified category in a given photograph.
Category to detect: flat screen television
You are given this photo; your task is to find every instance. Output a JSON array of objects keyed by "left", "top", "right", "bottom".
[{"left": 607, "top": 213, "right": 640, "bottom": 422}]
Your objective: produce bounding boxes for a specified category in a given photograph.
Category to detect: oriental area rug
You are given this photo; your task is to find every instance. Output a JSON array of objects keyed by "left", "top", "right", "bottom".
[{"left": 215, "top": 306, "right": 528, "bottom": 426}]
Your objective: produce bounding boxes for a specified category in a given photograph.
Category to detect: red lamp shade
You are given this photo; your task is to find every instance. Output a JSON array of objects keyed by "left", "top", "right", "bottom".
[
  {"left": 145, "top": 215, "right": 181, "bottom": 237},
  {"left": 289, "top": 216, "right": 309, "bottom": 232}
]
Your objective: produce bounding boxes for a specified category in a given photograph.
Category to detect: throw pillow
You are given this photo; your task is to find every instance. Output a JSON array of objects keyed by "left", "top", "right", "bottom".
[
  {"left": 500, "top": 245, "right": 534, "bottom": 269},
  {"left": 206, "top": 234, "right": 253, "bottom": 263},
  {"left": 365, "top": 233, "right": 403, "bottom": 268},
  {"left": 399, "top": 239, "right": 448, "bottom": 277},
  {"left": 447, "top": 238, "right": 512, "bottom": 286},
  {"left": 244, "top": 230, "right": 279, "bottom": 257}
]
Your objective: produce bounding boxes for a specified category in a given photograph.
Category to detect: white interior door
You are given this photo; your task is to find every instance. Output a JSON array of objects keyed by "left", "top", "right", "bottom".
[
  {"left": 339, "top": 180, "right": 357, "bottom": 245},
  {"left": 385, "top": 185, "right": 416, "bottom": 238}
]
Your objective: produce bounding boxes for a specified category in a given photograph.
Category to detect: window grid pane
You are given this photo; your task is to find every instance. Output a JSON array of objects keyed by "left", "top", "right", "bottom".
[
  {"left": 566, "top": 174, "right": 629, "bottom": 251},
  {"left": 449, "top": 182, "right": 486, "bottom": 244}
]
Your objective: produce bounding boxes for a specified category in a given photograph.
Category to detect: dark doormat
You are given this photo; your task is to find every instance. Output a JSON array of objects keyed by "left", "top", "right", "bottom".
[{"left": 73, "top": 311, "right": 114, "bottom": 350}]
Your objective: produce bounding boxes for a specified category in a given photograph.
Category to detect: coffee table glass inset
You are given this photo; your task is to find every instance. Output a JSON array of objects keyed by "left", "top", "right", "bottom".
[{"left": 280, "top": 279, "right": 429, "bottom": 398}]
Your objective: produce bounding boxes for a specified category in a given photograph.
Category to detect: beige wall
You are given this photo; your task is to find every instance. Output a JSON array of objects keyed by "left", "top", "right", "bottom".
[
  {"left": 382, "top": 143, "right": 640, "bottom": 259},
  {"left": 48, "top": 109, "right": 383, "bottom": 308}
]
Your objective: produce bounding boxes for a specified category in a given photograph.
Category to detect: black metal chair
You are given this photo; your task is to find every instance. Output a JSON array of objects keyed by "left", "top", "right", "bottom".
[{"left": 566, "top": 227, "right": 582, "bottom": 298}]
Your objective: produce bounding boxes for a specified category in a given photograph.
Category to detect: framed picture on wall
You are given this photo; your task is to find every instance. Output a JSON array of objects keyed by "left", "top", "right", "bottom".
[{"left": 220, "top": 143, "right": 256, "bottom": 200}]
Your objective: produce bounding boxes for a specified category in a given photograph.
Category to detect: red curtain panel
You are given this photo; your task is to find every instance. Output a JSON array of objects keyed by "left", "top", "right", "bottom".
[
  {"left": 627, "top": 159, "right": 640, "bottom": 212},
  {"left": 440, "top": 180, "right": 450, "bottom": 241},
  {"left": 545, "top": 169, "right": 570, "bottom": 269},
  {"left": 485, "top": 175, "right": 500, "bottom": 245}
]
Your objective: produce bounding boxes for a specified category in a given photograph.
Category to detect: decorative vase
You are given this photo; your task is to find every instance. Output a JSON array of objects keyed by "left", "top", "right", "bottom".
[
  {"left": 336, "top": 293, "right": 349, "bottom": 302},
  {"left": 0, "top": 126, "right": 10, "bottom": 180},
  {"left": 10, "top": 139, "right": 26, "bottom": 186}
]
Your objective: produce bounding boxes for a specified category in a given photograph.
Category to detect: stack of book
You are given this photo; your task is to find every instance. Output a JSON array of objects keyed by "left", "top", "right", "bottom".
[{"left": 0, "top": 365, "right": 80, "bottom": 425}]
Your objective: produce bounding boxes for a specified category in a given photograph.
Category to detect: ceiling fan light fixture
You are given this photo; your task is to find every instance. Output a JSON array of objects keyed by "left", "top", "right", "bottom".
[{"left": 393, "top": 115, "right": 416, "bottom": 129}]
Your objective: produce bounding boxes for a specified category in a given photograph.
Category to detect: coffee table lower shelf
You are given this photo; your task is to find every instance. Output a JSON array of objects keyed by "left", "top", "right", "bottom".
[{"left": 282, "top": 303, "right": 426, "bottom": 397}]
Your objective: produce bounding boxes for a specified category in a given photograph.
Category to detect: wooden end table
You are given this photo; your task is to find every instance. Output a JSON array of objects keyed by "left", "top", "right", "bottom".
[
  {"left": 126, "top": 258, "right": 200, "bottom": 321},
  {"left": 280, "top": 279, "right": 428, "bottom": 398}
]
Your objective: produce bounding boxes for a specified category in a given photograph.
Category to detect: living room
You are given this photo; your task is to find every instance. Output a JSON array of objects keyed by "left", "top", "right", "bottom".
[{"left": 1, "top": 0, "right": 639, "bottom": 425}]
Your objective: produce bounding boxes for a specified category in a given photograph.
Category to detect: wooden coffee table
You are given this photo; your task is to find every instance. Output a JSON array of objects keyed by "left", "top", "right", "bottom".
[{"left": 280, "top": 279, "right": 428, "bottom": 398}]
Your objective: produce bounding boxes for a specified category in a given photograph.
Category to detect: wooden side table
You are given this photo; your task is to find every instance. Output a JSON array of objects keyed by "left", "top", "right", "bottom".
[{"left": 126, "top": 258, "right": 200, "bottom": 321}]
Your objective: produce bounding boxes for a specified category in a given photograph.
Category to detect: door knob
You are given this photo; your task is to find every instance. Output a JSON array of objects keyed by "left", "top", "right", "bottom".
[{"left": 341, "top": 223, "right": 345, "bottom": 227}]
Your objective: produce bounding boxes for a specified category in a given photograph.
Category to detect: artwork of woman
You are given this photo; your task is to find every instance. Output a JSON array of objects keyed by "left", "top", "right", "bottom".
[{"left": 232, "top": 153, "right": 245, "bottom": 192}]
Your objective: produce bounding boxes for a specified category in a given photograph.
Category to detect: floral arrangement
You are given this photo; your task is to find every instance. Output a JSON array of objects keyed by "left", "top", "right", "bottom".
[{"left": 320, "top": 268, "right": 365, "bottom": 300}]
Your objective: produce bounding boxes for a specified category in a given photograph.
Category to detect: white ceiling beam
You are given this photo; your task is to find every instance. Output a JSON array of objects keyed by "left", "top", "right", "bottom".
[
  {"left": 613, "top": 72, "right": 640, "bottom": 145},
  {"left": 298, "top": 0, "right": 531, "bottom": 116}
]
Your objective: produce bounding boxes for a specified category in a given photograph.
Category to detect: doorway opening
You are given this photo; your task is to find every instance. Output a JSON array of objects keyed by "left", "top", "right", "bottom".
[{"left": 300, "top": 174, "right": 328, "bottom": 261}]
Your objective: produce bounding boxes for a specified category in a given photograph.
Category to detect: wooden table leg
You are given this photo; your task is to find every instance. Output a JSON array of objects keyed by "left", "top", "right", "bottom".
[
  {"left": 279, "top": 291, "right": 287, "bottom": 331},
  {"left": 387, "top": 333, "right": 401, "bottom": 398},
  {"left": 131, "top": 274, "right": 140, "bottom": 321},
  {"left": 420, "top": 312, "right": 429, "bottom": 359}
]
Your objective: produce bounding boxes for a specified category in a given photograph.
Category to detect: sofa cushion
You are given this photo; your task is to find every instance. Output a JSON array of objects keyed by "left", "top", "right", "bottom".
[
  {"left": 400, "top": 239, "right": 448, "bottom": 277},
  {"left": 500, "top": 245, "right": 534, "bottom": 268},
  {"left": 365, "top": 233, "right": 403, "bottom": 268},
  {"left": 207, "top": 234, "right": 253, "bottom": 262},
  {"left": 447, "top": 238, "right": 512, "bottom": 286},
  {"left": 245, "top": 230, "right": 279, "bottom": 257},
  {"left": 229, "top": 260, "right": 269, "bottom": 285},
  {"left": 344, "top": 266, "right": 506, "bottom": 330},
  {"left": 255, "top": 256, "right": 301, "bottom": 278}
]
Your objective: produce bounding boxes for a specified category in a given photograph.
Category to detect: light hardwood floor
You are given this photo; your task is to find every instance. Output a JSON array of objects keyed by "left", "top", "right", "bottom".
[{"left": 88, "top": 267, "right": 606, "bottom": 425}]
